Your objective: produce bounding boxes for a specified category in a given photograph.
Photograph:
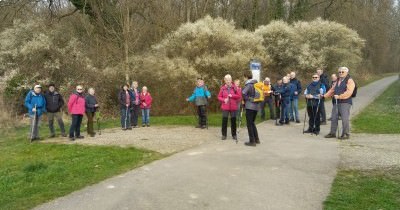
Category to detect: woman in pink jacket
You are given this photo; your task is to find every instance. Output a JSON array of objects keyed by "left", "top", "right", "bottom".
[
  {"left": 140, "top": 86, "right": 153, "bottom": 127},
  {"left": 67, "top": 85, "right": 86, "bottom": 141},
  {"left": 218, "top": 74, "right": 241, "bottom": 140}
]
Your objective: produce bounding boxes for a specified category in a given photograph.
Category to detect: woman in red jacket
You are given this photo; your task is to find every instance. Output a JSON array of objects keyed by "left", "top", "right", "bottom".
[
  {"left": 67, "top": 85, "right": 86, "bottom": 141},
  {"left": 140, "top": 86, "right": 153, "bottom": 127},
  {"left": 218, "top": 74, "right": 241, "bottom": 140}
]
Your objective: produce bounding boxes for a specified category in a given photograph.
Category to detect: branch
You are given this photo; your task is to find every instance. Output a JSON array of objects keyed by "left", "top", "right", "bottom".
[{"left": 57, "top": 8, "right": 79, "bottom": 20}]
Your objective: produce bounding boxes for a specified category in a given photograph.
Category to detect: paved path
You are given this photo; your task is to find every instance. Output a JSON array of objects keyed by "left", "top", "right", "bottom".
[{"left": 35, "top": 76, "right": 398, "bottom": 210}]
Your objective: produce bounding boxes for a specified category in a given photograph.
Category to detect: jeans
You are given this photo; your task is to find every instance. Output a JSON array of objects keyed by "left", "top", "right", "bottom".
[
  {"left": 260, "top": 96, "right": 274, "bottom": 120},
  {"left": 69, "top": 114, "right": 83, "bottom": 138},
  {"left": 245, "top": 109, "right": 259, "bottom": 142},
  {"left": 130, "top": 104, "right": 140, "bottom": 126},
  {"left": 47, "top": 112, "right": 65, "bottom": 135},
  {"left": 142, "top": 108, "right": 150, "bottom": 125},
  {"left": 29, "top": 115, "right": 41, "bottom": 139},
  {"left": 221, "top": 110, "right": 237, "bottom": 137},
  {"left": 121, "top": 107, "right": 131, "bottom": 129},
  {"left": 290, "top": 98, "right": 300, "bottom": 121},
  {"left": 280, "top": 98, "right": 290, "bottom": 123}
]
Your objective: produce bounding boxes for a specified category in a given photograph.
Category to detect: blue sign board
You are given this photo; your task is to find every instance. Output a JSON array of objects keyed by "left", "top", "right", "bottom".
[{"left": 250, "top": 62, "right": 261, "bottom": 71}]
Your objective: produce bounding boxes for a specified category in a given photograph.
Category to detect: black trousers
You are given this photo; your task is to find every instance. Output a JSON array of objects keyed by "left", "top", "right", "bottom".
[
  {"left": 246, "top": 109, "right": 259, "bottom": 142},
  {"left": 307, "top": 100, "right": 321, "bottom": 132},
  {"left": 130, "top": 104, "right": 140, "bottom": 126},
  {"left": 69, "top": 114, "right": 83, "bottom": 138},
  {"left": 221, "top": 111, "right": 237, "bottom": 137},
  {"left": 320, "top": 98, "right": 326, "bottom": 122},
  {"left": 197, "top": 105, "right": 207, "bottom": 126}
]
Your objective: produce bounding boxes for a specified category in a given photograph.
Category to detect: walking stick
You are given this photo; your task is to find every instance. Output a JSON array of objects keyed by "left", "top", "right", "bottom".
[
  {"left": 96, "top": 111, "right": 101, "bottom": 135},
  {"left": 30, "top": 104, "right": 37, "bottom": 143},
  {"left": 302, "top": 99, "right": 308, "bottom": 134}
]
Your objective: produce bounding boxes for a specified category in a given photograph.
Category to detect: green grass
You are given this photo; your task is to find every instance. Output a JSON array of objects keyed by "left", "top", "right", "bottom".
[
  {"left": 352, "top": 79, "right": 400, "bottom": 134},
  {"left": 324, "top": 169, "right": 400, "bottom": 210},
  {"left": 0, "top": 127, "right": 163, "bottom": 210}
]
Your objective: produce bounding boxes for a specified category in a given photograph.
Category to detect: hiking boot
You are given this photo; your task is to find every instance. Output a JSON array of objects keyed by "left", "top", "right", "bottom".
[
  {"left": 289, "top": 119, "right": 295, "bottom": 122},
  {"left": 245, "top": 142, "right": 256, "bottom": 147},
  {"left": 127, "top": 127, "right": 132, "bottom": 130},
  {"left": 321, "top": 121, "right": 327, "bottom": 125},
  {"left": 232, "top": 136, "right": 237, "bottom": 140},
  {"left": 221, "top": 136, "right": 227, "bottom": 140},
  {"left": 296, "top": 120, "right": 301, "bottom": 123},
  {"left": 76, "top": 136, "right": 84, "bottom": 139},
  {"left": 142, "top": 124, "right": 146, "bottom": 127},
  {"left": 255, "top": 139, "right": 260, "bottom": 144},
  {"left": 324, "top": 133, "right": 336, "bottom": 138},
  {"left": 201, "top": 125, "right": 206, "bottom": 129},
  {"left": 61, "top": 133, "right": 67, "bottom": 137},
  {"left": 90, "top": 134, "right": 95, "bottom": 137},
  {"left": 50, "top": 134, "right": 56, "bottom": 138},
  {"left": 303, "top": 129, "right": 313, "bottom": 134},
  {"left": 147, "top": 124, "right": 150, "bottom": 127},
  {"left": 69, "top": 137, "right": 75, "bottom": 141},
  {"left": 313, "top": 131, "right": 320, "bottom": 135},
  {"left": 285, "top": 121, "right": 290, "bottom": 125},
  {"left": 339, "top": 134, "right": 350, "bottom": 140}
]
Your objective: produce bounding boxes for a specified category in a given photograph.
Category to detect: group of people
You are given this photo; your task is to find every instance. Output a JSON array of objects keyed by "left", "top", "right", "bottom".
[
  {"left": 24, "top": 81, "right": 153, "bottom": 141},
  {"left": 187, "top": 67, "right": 355, "bottom": 146},
  {"left": 25, "top": 66, "right": 355, "bottom": 145}
]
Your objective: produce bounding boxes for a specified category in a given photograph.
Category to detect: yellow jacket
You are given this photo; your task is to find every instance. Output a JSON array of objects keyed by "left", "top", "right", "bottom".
[{"left": 262, "top": 84, "right": 272, "bottom": 97}]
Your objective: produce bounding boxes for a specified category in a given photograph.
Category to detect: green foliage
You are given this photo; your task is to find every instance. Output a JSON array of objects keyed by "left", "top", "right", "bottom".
[
  {"left": 352, "top": 79, "right": 400, "bottom": 134},
  {"left": 324, "top": 169, "right": 400, "bottom": 210}
]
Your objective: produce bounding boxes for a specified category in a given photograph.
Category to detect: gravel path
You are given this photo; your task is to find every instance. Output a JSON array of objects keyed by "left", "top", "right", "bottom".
[{"left": 43, "top": 126, "right": 221, "bottom": 154}]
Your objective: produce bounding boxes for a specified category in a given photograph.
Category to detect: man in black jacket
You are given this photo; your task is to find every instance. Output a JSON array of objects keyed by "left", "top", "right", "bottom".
[
  {"left": 317, "top": 68, "right": 330, "bottom": 125},
  {"left": 44, "top": 84, "right": 66, "bottom": 137}
]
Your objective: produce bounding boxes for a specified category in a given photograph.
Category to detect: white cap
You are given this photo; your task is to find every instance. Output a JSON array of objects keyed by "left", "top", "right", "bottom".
[{"left": 34, "top": 85, "right": 42, "bottom": 89}]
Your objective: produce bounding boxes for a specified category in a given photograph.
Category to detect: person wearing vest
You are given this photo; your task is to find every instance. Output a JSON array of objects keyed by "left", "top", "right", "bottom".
[
  {"left": 25, "top": 84, "right": 47, "bottom": 141},
  {"left": 186, "top": 78, "right": 211, "bottom": 129},
  {"left": 85, "top": 88, "right": 99, "bottom": 137},
  {"left": 260, "top": 77, "right": 274, "bottom": 120},
  {"left": 324, "top": 67, "right": 356, "bottom": 140},
  {"left": 218, "top": 74, "right": 241, "bottom": 140},
  {"left": 44, "top": 83, "right": 66, "bottom": 138},
  {"left": 67, "top": 85, "right": 86, "bottom": 141},
  {"left": 130, "top": 81, "right": 141, "bottom": 128},
  {"left": 118, "top": 84, "right": 134, "bottom": 130},
  {"left": 289, "top": 71, "right": 302, "bottom": 123},
  {"left": 242, "top": 71, "right": 261, "bottom": 146},
  {"left": 317, "top": 68, "right": 330, "bottom": 125},
  {"left": 304, "top": 74, "right": 327, "bottom": 135}
]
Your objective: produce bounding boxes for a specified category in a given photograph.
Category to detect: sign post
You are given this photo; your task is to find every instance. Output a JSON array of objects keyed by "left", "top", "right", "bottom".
[{"left": 250, "top": 59, "right": 261, "bottom": 82}]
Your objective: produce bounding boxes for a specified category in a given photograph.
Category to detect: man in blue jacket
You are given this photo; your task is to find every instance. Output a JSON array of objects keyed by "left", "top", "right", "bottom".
[
  {"left": 186, "top": 78, "right": 211, "bottom": 129},
  {"left": 289, "top": 71, "right": 302, "bottom": 123},
  {"left": 25, "top": 84, "right": 47, "bottom": 141},
  {"left": 304, "top": 74, "right": 326, "bottom": 135}
]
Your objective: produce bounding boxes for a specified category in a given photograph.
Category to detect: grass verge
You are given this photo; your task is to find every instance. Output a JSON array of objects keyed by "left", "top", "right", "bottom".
[
  {"left": 0, "top": 128, "right": 163, "bottom": 210},
  {"left": 352, "top": 79, "right": 400, "bottom": 134},
  {"left": 324, "top": 169, "right": 400, "bottom": 210}
]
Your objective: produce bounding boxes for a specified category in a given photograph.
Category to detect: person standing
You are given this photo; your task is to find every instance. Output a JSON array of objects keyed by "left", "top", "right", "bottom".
[
  {"left": 324, "top": 67, "right": 356, "bottom": 140},
  {"left": 44, "top": 83, "right": 66, "bottom": 138},
  {"left": 278, "top": 76, "right": 294, "bottom": 125},
  {"left": 260, "top": 77, "right": 274, "bottom": 120},
  {"left": 218, "top": 74, "right": 241, "bottom": 140},
  {"left": 67, "top": 85, "right": 86, "bottom": 141},
  {"left": 25, "top": 84, "right": 46, "bottom": 141},
  {"left": 317, "top": 68, "right": 330, "bottom": 125},
  {"left": 85, "top": 88, "right": 98, "bottom": 137},
  {"left": 242, "top": 71, "right": 261, "bottom": 146},
  {"left": 289, "top": 71, "right": 302, "bottom": 123},
  {"left": 186, "top": 78, "right": 211, "bottom": 129},
  {"left": 118, "top": 84, "right": 133, "bottom": 130},
  {"left": 140, "top": 86, "right": 153, "bottom": 127},
  {"left": 328, "top": 74, "right": 338, "bottom": 121},
  {"left": 304, "top": 74, "right": 326, "bottom": 135},
  {"left": 272, "top": 79, "right": 283, "bottom": 125},
  {"left": 234, "top": 79, "right": 242, "bottom": 118},
  {"left": 130, "top": 81, "right": 141, "bottom": 128}
]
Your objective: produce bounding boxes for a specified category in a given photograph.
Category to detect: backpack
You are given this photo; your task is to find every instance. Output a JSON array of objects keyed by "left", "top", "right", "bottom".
[
  {"left": 252, "top": 82, "right": 264, "bottom": 103},
  {"left": 343, "top": 75, "right": 357, "bottom": 98}
]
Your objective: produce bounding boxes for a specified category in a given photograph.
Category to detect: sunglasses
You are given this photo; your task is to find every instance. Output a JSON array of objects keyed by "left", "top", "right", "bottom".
[
  {"left": 312, "top": 77, "right": 319, "bottom": 79},
  {"left": 338, "top": 71, "right": 346, "bottom": 74},
  {"left": 77, "top": 89, "right": 83, "bottom": 91}
]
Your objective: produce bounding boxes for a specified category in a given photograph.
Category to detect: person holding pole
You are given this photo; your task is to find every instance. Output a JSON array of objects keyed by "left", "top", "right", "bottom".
[
  {"left": 218, "top": 74, "right": 240, "bottom": 140},
  {"left": 118, "top": 84, "right": 133, "bottom": 130},
  {"left": 186, "top": 78, "right": 211, "bottom": 129},
  {"left": 25, "top": 84, "right": 46, "bottom": 141},
  {"left": 304, "top": 74, "right": 326, "bottom": 135},
  {"left": 85, "top": 88, "right": 99, "bottom": 137}
]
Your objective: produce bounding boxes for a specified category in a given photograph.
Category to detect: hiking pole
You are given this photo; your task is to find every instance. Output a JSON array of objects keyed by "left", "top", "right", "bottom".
[
  {"left": 30, "top": 104, "right": 37, "bottom": 143},
  {"left": 96, "top": 112, "right": 101, "bottom": 135},
  {"left": 302, "top": 98, "right": 308, "bottom": 134}
]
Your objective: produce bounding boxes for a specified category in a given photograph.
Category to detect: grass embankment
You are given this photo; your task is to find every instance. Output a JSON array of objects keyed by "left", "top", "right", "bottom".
[
  {"left": 352, "top": 79, "right": 400, "bottom": 134},
  {"left": 324, "top": 76, "right": 400, "bottom": 210},
  {"left": 0, "top": 126, "right": 163, "bottom": 210}
]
